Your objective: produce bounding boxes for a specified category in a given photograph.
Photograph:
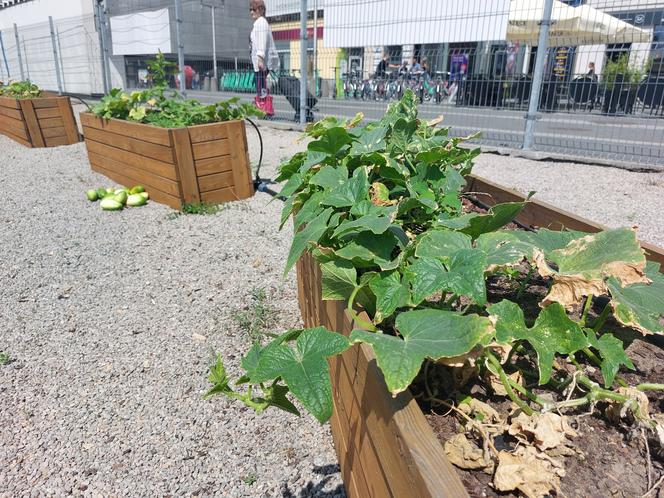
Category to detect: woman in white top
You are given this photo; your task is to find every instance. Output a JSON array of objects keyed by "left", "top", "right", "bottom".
[{"left": 249, "top": 0, "right": 279, "bottom": 99}]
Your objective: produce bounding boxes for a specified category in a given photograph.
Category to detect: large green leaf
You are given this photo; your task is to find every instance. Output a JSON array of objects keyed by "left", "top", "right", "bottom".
[
  {"left": 310, "top": 165, "right": 349, "bottom": 190},
  {"left": 322, "top": 166, "right": 369, "bottom": 208},
  {"left": 284, "top": 208, "right": 333, "bottom": 276},
  {"left": 607, "top": 261, "right": 664, "bottom": 335},
  {"left": 308, "top": 127, "right": 353, "bottom": 156},
  {"left": 368, "top": 270, "right": 410, "bottom": 323},
  {"left": 437, "top": 201, "right": 526, "bottom": 239},
  {"left": 292, "top": 191, "right": 325, "bottom": 230},
  {"left": 335, "top": 232, "right": 398, "bottom": 269},
  {"left": 350, "top": 310, "right": 493, "bottom": 394},
  {"left": 408, "top": 249, "right": 487, "bottom": 305},
  {"left": 321, "top": 259, "right": 357, "bottom": 301},
  {"left": 279, "top": 172, "right": 304, "bottom": 198},
  {"left": 475, "top": 231, "right": 532, "bottom": 270},
  {"left": 332, "top": 213, "right": 393, "bottom": 238},
  {"left": 586, "top": 330, "right": 634, "bottom": 387},
  {"left": 349, "top": 125, "right": 387, "bottom": 156},
  {"left": 511, "top": 228, "right": 585, "bottom": 254},
  {"left": 300, "top": 150, "right": 328, "bottom": 173},
  {"left": 415, "top": 230, "right": 472, "bottom": 261},
  {"left": 251, "top": 327, "right": 351, "bottom": 422},
  {"left": 539, "top": 228, "right": 648, "bottom": 308},
  {"left": 488, "top": 300, "right": 588, "bottom": 384}
]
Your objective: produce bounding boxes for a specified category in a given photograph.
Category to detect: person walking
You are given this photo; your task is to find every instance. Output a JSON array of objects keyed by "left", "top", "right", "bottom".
[{"left": 249, "top": 0, "right": 279, "bottom": 115}]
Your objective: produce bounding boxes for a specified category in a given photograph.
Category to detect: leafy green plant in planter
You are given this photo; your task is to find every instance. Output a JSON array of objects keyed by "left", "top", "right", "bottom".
[
  {"left": 91, "top": 52, "right": 262, "bottom": 128},
  {"left": 0, "top": 81, "right": 42, "bottom": 99},
  {"left": 206, "top": 91, "right": 664, "bottom": 455}
]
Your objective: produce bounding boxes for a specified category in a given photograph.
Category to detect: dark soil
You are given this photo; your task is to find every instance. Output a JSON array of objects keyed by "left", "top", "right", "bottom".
[{"left": 415, "top": 196, "right": 664, "bottom": 498}]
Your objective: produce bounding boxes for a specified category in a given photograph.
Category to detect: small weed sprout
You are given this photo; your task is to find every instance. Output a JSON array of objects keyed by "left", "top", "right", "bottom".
[
  {"left": 232, "top": 287, "right": 277, "bottom": 343},
  {"left": 0, "top": 351, "right": 11, "bottom": 365}
]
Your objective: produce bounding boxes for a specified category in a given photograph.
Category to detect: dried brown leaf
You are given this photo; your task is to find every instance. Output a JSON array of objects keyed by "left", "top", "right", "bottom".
[
  {"left": 508, "top": 412, "right": 577, "bottom": 450},
  {"left": 459, "top": 398, "right": 503, "bottom": 424},
  {"left": 444, "top": 433, "right": 491, "bottom": 470},
  {"left": 605, "top": 386, "right": 651, "bottom": 423},
  {"left": 493, "top": 446, "right": 564, "bottom": 498}
]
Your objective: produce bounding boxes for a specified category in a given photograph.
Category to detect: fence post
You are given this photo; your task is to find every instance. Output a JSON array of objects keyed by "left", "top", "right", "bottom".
[
  {"left": 522, "top": 0, "right": 554, "bottom": 150},
  {"left": 56, "top": 28, "right": 67, "bottom": 93},
  {"left": 174, "top": 0, "right": 186, "bottom": 97},
  {"left": 299, "top": 0, "right": 308, "bottom": 124},
  {"left": 94, "top": 0, "right": 110, "bottom": 93},
  {"left": 22, "top": 37, "right": 30, "bottom": 81},
  {"left": 0, "top": 31, "right": 10, "bottom": 80},
  {"left": 48, "top": 16, "right": 64, "bottom": 94},
  {"left": 13, "top": 24, "right": 24, "bottom": 81}
]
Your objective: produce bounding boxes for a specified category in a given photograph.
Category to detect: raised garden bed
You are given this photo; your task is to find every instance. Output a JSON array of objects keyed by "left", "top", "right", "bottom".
[
  {"left": 80, "top": 113, "right": 254, "bottom": 209},
  {"left": 0, "top": 93, "right": 80, "bottom": 148},
  {"left": 294, "top": 176, "right": 664, "bottom": 498}
]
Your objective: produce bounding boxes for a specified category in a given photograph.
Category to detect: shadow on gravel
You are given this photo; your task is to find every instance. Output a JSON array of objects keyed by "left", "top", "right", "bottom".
[{"left": 281, "top": 464, "right": 346, "bottom": 498}]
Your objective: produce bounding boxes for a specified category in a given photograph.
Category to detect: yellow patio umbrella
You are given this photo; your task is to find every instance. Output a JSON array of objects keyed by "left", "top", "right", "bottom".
[{"left": 507, "top": 0, "right": 652, "bottom": 46}]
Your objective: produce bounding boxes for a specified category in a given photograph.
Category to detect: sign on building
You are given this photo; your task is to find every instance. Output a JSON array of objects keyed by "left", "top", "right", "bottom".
[{"left": 110, "top": 8, "right": 171, "bottom": 56}]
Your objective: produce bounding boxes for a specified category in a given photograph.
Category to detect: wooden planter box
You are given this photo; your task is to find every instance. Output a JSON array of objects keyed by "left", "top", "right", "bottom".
[
  {"left": 0, "top": 93, "right": 80, "bottom": 148},
  {"left": 80, "top": 113, "right": 254, "bottom": 209},
  {"left": 295, "top": 174, "right": 664, "bottom": 498}
]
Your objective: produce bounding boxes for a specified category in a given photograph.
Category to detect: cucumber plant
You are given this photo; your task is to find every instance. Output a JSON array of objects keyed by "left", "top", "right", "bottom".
[
  {"left": 0, "top": 81, "right": 42, "bottom": 99},
  {"left": 207, "top": 91, "right": 664, "bottom": 439}
]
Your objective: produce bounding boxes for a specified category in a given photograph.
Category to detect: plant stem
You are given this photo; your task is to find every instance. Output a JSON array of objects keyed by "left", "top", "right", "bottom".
[
  {"left": 516, "top": 265, "right": 534, "bottom": 300},
  {"left": 347, "top": 285, "right": 377, "bottom": 332},
  {"left": 444, "top": 293, "right": 458, "bottom": 307},
  {"left": 637, "top": 383, "right": 664, "bottom": 392},
  {"left": 580, "top": 294, "right": 593, "bottom": 327},
  {"left": 593, "top": 303, "right": 612, "bottom": 333},
  {"left": 508, "top": 377, "right": 551, "bottom": 409},
  {"left": 486, "top": 351, "right": 534, "bottom": 416}
]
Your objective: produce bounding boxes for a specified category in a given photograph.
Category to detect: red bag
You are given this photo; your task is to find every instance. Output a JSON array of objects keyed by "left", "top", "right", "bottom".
[{"left": 254, "top": 94, "right": 274, "bottom": 116}]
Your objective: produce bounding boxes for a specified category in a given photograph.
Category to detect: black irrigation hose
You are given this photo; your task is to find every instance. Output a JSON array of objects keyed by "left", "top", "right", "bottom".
[
  {"left": 245, "top": 117, "right": 287, "bottom": 201},
  {"left": 66, "top": 95, "right": 93, "bottom": 112}
]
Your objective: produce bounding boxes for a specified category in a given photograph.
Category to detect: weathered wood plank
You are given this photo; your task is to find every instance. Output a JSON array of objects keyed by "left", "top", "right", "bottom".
[
  {"left": 199, "top": 186, "right": 238, "bottom": 204},
  {"left": 41, "top": 127, "right": 67, "bottom": 139},
  {"left": 0, "top": 106, "right": 22, "bottom": 120},
  {"left": 90, "top": 162, "right": 182, "bottom": 209},
  {"left": 35, "top": 107, "right": 61, "bottom": 119},
  {"left": 192, "top": 139, "right": 231, "bottom": 160},
  {"left": 466, "top": 174, "right": 664, "bottom": 267},
  {"left": 44, "top": 135, "right": 71, "bottom": 147},
  {"left": 228, "top": 120, "right": 254, "bottom": 200},
  {"left": 0, "top": 128, "right": 32, "bottom": 147},
  {"left": 0, "top": 96, "right": 20, "bottom": 109},
  {"left": 187, "top": 121, "right": 230, "bottom": 143},
  {"left": 84, "top": 126, "right": 174, "bottom": 164},
  {"left": 0, "top": 115, "right": 29, "bottom": 140},
  {"left": 87, "top": 152, "right": 181, "bottom": 197},
  {"left": 18, "top": 99, "right": 45, "bottom": 147},
  {"left": 195, "top": 156, "right": 233, "bottom": 176},
  {"left": 80, "top": 112, "right": 172, "bottom": 147},
  {"left": 170, "top": 128, "right": 200, "bottom": 204},
  {"left": 39, "top": 117, "right": 64, "bottom": 129},
  {"left": 84, "top": 138, "right": 178, "bottom": 181},
  {"left": 329, "top": 398, "right": 366, "bottom": 498},
  {"left": 31, "top": 98, "right": 59, "bottom": 109},
  {"left": 56, "top": 97, "right": 80, "bottom": 144},
  {"left": 197, "top": 170, "right": 234, "bottom": 193}
]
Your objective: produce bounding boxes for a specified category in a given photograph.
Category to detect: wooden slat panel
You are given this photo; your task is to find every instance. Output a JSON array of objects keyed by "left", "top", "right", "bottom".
[
  {"left": 192, "top": 139, "right": 231, "bottom": 160},
  {"left": 198, "top": 170, "right": 234, "bottom": 193},
  {"left": 42, "top": 127, "right": 67, "bottom": 139},
  {"left": 56, "top": 97, "right": 80, "bottom": 144},
  {"left": 187, "top": 121, "right": 230, "bottom": 143},
  {"left": 87, "top": 152, "right": 181, "bottom": 197},
  {"left": 228, "top": 120, "right": 254, "bottom": 200},
  {"left": 0, "top": 115, "right": 29, "bottom": 140},
  {"left": 31, "top": 98, "right": 59, "bottom": 109},
  {"left": 199, "top": 186, "right": 239, "bottom": 204},
  {"left": 0, "top": 96, "right": 20, "bottom": 109},
  {"left": 18, "top": 100, "right": 44, "bottom": 147},
  {"left": 36, "top": 107, "right": 60, "bottom": 119},
  {"left": 0, "top": 128, "right": 32, "bottom": 147},
  {"left": 195, "top": 155, "right": 233, "bottom": 176},
  {"left": 90, "top": 162, "right": 181, "bottom": 209},
  {"left": 84, "top": 126, "right": 174, "bottom": 164},
  {"left": 466, "top": 174, "right": 664, "bottom": 267},
  {"left": 170, "top": 128, "right": 200, "bottom": 204},
  {"left": 80, "top": 112, "right": 172, "bottom": 147},
  {"left": 0, "top": 106, "right": 22, "bottom": 120},
  {"left": 39, "top": 117, "right": 64, "bottom": 129},
  {"left": 329, "top": 398, "right": 365, "bottom": 498},
  {"left": 83, "top": 139, "right": 178, "bottom": 181},
  {"left": 44, "top": 135, "right": 70, "bottom": 147}
]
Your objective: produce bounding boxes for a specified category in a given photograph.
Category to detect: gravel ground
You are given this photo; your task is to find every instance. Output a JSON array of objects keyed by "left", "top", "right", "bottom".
[
  {"left": 2, "top": 112, "right": 663, "bottom": 497},
  {"left": 0, "top": 118, "right": 344, "bottom": 497}
]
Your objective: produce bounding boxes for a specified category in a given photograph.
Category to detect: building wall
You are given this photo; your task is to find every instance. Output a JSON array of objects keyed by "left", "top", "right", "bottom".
[{"left": 0, "top": 0, "right": 93, "bottom": 29}]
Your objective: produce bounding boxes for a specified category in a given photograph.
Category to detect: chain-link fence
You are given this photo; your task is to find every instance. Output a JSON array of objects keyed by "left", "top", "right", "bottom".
[{"left": 2, "top": 0, "right": 663, "bottom": 167}]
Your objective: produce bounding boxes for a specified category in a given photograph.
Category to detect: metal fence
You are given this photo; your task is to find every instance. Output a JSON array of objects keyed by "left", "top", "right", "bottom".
[{"left": 1, "top": 0, "right": 663, "bottom": 167}]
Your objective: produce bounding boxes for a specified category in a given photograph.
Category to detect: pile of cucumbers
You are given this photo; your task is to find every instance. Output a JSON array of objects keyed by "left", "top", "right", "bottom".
[{"left": 86, "top": 185, "right": 149, "bottom": 211}]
